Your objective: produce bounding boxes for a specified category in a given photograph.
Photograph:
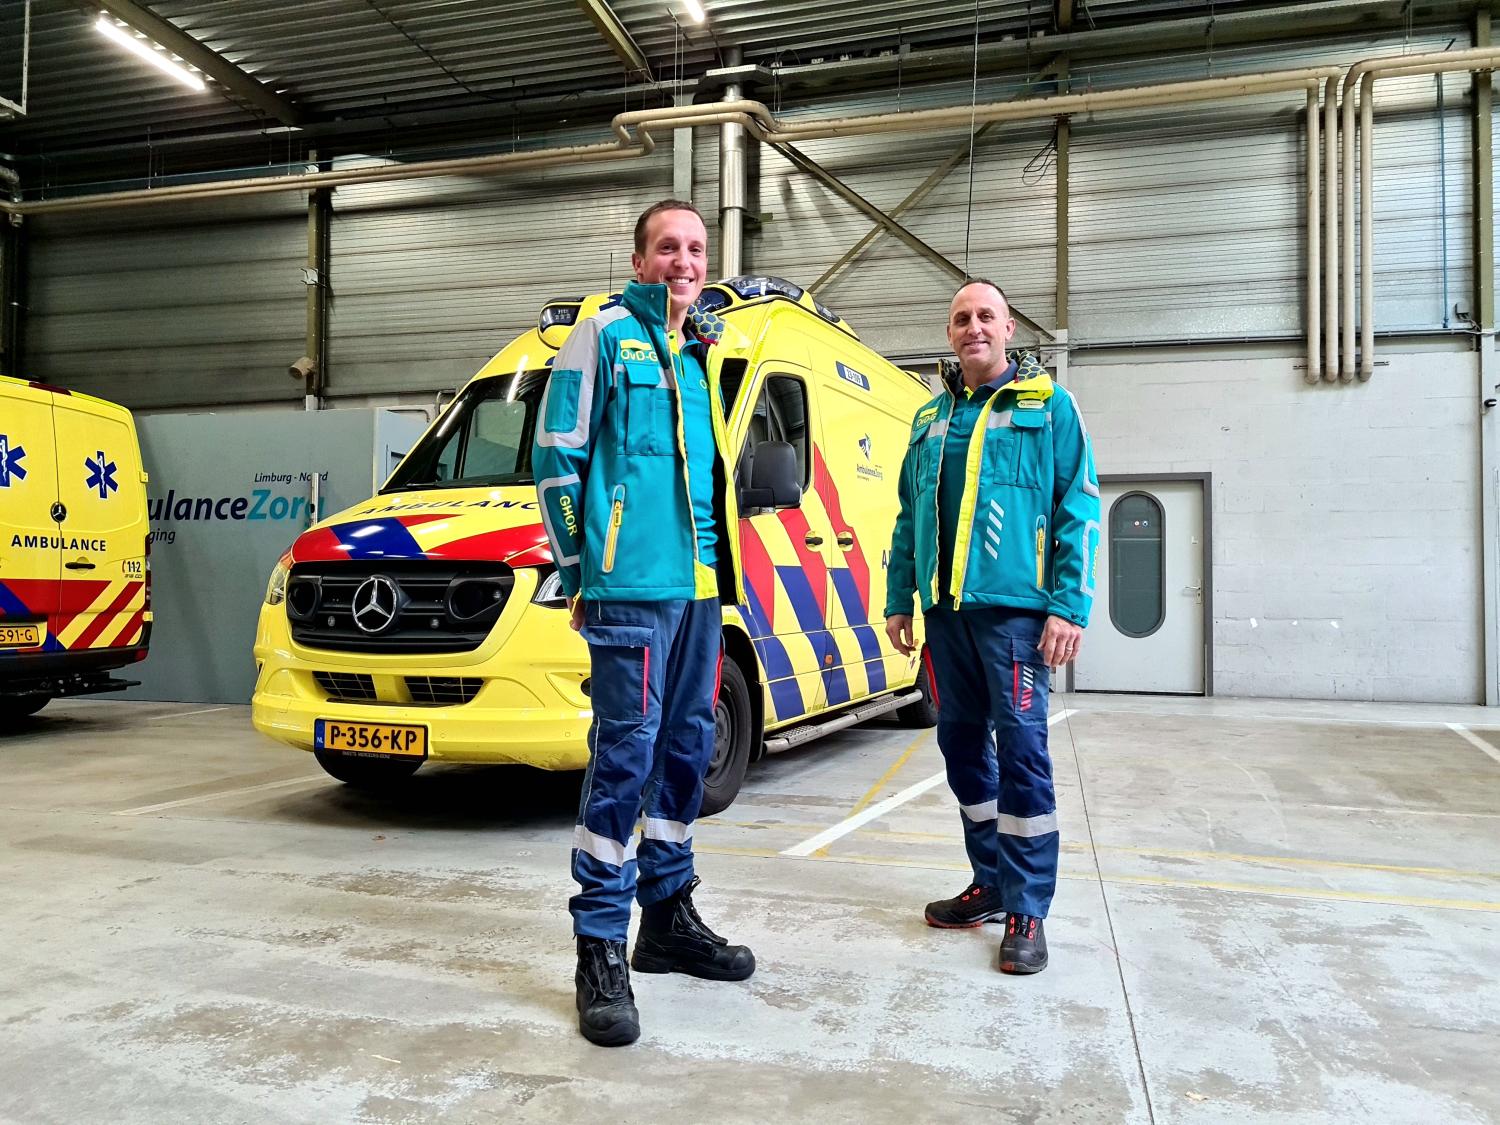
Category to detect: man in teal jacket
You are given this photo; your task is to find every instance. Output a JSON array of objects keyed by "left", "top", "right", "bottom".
[
  {"left": 885, "top": 278, "right": 1100, "bottom": 975},
  {"left": 533, "top": 200, "right": 753, "bottom": 1047}
]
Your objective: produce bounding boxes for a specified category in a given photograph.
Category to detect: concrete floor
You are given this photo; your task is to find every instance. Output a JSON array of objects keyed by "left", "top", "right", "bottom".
[{"left": 2, "top": 695, "right": 1498, "bottom": 1124}]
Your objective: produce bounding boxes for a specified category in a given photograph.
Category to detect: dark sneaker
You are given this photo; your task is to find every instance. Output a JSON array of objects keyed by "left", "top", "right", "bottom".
[
  {"left": 575, "top": 935, "right": 640, "bottom": 1046},
  {"left": 631, "top": 876, "right": 755, "bottom": 981},
  {"left": 998, "top": 913, "right": 1048, "bottom": 975},
  {"left": 924, "top": 882, "right": 1004, "bottom": 928}
]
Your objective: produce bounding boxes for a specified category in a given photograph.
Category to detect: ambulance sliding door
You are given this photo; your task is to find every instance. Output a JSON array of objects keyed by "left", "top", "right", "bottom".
[
  {"left": 810, "top": 360, "right": 913, "bottom": 704},
  {"left": 734, "top": 367, "right": 837, "bottom": 724},
  {"left": 0, "top": 382, "right": 62, "bottom": 626}
]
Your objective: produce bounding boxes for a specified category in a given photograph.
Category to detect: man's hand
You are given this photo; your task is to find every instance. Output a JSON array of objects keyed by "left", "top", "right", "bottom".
[
  {"left": 886, "top": 614, "right": 916, "bottom": 657},
  {"left": 569, "top": 596, "right": 586, "bottom": 632},
  {"left": 1038, "top": 615, "right": 1083, "bottom": 669}
]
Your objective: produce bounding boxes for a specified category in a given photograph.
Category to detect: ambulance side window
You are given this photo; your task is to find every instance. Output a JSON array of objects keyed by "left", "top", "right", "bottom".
[{"left": 737, "top": 374, "right": 809, "bottom": 493}]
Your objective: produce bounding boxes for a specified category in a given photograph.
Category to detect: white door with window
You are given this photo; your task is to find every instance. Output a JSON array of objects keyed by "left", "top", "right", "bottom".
[{"left": 1073, "top": 479, "right": 1206, "bottom": 695}]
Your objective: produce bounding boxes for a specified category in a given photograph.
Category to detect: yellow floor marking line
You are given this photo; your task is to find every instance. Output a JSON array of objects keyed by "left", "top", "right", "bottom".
[
  {"left": 812, "top": 729, "right": 934, "bottom": 858},
  {"left": 1447, "top": 722, "right": 1500, "bottom": 766},
  {"left": 780, "top": 710, "right": 1075, "bottom": 858}
]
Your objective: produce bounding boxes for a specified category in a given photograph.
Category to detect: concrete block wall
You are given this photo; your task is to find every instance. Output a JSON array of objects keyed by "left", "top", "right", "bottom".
[{"left": 1067, "top": 347, "right": 1482, "bottom": 703}]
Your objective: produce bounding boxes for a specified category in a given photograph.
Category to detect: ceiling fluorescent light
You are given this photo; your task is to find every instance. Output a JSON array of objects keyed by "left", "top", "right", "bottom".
[
  {"left": 94, "top": 15, "right": 206, "bottom": 91},
  {"left": 683, "top": 0, "right": 706, "bottom": 23}
]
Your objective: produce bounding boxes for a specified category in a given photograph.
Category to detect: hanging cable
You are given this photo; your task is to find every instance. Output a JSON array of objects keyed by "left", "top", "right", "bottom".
[{"left": 963, "top": 0, "right": 981, "bottom": 275}]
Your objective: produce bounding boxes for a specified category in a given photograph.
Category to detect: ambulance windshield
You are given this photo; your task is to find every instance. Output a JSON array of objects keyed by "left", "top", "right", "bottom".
[{"left": 383, "top": 371, "right": 547, "bottom": 492}]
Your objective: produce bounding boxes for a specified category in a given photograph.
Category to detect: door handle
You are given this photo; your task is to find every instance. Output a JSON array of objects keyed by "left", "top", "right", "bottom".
[
  {"left": 66, "top": 561, "right": 97, "bottom": 571},
  {"left": 804, "top": 533, "right": 824, "bottom": 548},
  {"left": 835, "top": 531, "right": 855, "bottom": 550},
  {"left": 1181, "top": 585, "right": 1201, "bottom": 595}
]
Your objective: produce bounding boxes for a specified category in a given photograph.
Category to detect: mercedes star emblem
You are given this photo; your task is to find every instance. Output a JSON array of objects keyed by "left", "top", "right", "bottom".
[{"left": 350, "top": 575, "right": 401, "bottom": 635}]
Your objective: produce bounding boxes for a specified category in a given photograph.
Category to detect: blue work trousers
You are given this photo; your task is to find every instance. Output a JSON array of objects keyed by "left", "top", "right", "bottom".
[
  {"left": 570, "top": 597, "right": 722, "bottom": 941},
  {"left": 923, "top": 606, "right": 1059, "bottom": 918}
]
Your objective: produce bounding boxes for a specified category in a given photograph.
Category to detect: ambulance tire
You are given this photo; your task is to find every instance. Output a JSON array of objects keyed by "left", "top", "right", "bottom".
[
  {"left": 699, "top": 657, "right": 753, "bottom": 817},
  {"left": 1, "top": 694, "right": 51, "bottom": 723},
  {"left": 896, "top": 647, "right": 939, "bottom": 728},
  {"left": 313, "top": 749, "right": 422, "bottom": 789}
]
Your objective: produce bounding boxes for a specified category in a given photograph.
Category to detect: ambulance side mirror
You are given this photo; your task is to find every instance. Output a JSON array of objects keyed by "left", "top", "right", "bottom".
[{"left": 741, "top": 440, "right": 801, "bottom": 510}]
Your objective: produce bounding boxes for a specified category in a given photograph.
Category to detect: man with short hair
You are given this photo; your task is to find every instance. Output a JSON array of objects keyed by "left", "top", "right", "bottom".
[
  {"left": 885, "top": 278, "right": 1100, "bottom": 975},
  {"left": 533, "top": 200, "right": 753, "bottom": 1047}
]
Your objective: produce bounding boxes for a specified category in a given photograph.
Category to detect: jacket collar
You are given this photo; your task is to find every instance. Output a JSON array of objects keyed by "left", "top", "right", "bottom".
[
  {"left": 942, "top": 350, "right": 1053, "bottom": 399},
  {"left": 621, "top": 280, "right": 709, "bottom": 352}
]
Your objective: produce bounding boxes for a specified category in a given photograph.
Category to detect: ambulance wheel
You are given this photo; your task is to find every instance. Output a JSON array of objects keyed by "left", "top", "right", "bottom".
[
  {"left": 313, "top": 750, "right": 422, "bottom": 789},
  {"left": 1, "top": 694, "right": 51, "bottom": 723},
  {"left": 896, "top": 647, "right": 939, "bottom": 728},
  {"left": 700, "top": 657, "right": 753, "bottom": 816}
]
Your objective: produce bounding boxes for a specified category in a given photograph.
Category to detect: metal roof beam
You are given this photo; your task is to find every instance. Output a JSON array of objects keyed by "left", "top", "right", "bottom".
[
  {"left": 770, "top": 140, "right": 1052, "bottom": 340},
  {"left": 574, "top": 0, "right": 653, "bottom": 81},
  {"left": 94, "top": 0, "right": 307, "bottom": 127}
]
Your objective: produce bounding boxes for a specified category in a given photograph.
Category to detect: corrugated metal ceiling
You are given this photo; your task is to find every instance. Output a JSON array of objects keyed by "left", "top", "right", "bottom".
[{"left": 0, "top": 1, "right": 1318, "bottom": 152}]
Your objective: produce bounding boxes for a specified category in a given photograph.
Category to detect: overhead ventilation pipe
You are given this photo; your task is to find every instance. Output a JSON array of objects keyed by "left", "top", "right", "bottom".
[
  {"left": 1340, "top": 47, "right": 1500, "bottom": 380},
  {"left": 719, "top": 47, "right": 748, "bottom": 278}
]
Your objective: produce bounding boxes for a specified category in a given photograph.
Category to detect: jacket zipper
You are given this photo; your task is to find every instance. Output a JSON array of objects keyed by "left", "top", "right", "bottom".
[
  {"left": 929, "top": 395, "right": 953, "bottom": 607},
  {"left": 661, "top": 303, "right": 702, "bottom": 575},
  {"left": 1034, "top": 516, "right": 1047, "bottom": 588},
  {"left": 949, "top": 392, "right": 1001, "bottom": 609},
  {"left": 603, "top": 484, "right": 626, "bottom": 573}
]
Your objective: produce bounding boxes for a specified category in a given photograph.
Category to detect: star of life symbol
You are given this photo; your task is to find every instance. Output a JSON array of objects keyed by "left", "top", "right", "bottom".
[
  {"left": 85, "top": 450, "right": 118, "bottom": 498},
  {"left": 0, "top": 434, "right": 26, "bottom": 487}
]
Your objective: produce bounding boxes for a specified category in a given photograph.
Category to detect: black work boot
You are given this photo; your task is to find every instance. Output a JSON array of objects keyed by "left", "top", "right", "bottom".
[
  {"left": 998, "top": 913, "right": 1048, "bottom": 975},
  {"left": 575, "top": 935, "right": 640, "bottom": 1046},
  {"left": 924, "top": 882, "right": 1005, "bottom": 928},
  {"left": 631, "top": 876, "right": 755, "bottom": 981}
]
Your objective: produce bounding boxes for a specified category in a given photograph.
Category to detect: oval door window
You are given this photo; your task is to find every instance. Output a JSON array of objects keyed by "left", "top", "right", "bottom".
[{"left": 1109, "top": 492, "right": 1165, "bottom": 639}]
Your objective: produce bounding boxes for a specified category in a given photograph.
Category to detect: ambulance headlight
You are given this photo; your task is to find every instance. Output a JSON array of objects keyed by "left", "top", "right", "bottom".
[
  {"left": 265, "top": 550, "right": 293, "bottom": 606},
  {"left": 532, "top": 568, "right": 569, "bottom": 608}
]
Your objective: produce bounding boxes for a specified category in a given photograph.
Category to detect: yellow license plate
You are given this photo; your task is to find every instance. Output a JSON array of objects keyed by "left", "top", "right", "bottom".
[
  {"left": 0, "top": 624, "right": 42, "bottom": 649},
  {"left": 315, "top": 719, "right": 427, "bottom": 758}
]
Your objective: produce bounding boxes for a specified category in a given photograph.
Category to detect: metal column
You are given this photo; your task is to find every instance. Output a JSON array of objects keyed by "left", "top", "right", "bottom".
[
  {"left": 719, "top": 47, "right": 747, "bottom": 278},
  {"left": 304, "top": 175, "right": 331, "bottom": 411},
  {"left": 0, "top": 212, "right": 25, "bottom": 380},
  {"left": 673, "top": 92, "right": 694, "bottom": 201}
]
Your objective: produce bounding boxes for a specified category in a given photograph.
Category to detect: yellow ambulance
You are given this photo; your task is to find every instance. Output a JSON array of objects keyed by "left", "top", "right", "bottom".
[
  {"left": 0, "top": 376, "right": 151, "bottom": 723},
  {"left": 251, "top": 276, "right": 936, "bottom": 812}
]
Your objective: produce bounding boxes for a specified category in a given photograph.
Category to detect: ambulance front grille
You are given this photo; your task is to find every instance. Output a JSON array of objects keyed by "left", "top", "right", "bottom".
[
  {"left": 287, "top": 561, "right": 513, "bottom": 654},
  {"left": 404, "top": 676, "right": 482, "bottom": 705},
  {"left": 314, "top": 671, "right": 377, "bottom": 702}
]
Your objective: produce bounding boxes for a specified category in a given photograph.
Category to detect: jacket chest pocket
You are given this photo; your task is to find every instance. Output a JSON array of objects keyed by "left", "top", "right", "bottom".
[
  {"left": 984, "top": 405, "right": 1047, "bottom": 488},
  {"left": 620, "top": 361, "right": 675, "bottom": 456}
]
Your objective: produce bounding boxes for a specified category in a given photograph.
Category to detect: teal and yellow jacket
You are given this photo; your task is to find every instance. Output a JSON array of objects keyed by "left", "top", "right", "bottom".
[
  {"left": 884, "top": 352, "right": 1101, "bottom": 626},
  {"left": 532, "top": 281, "right": 742, "bottom": 603}
]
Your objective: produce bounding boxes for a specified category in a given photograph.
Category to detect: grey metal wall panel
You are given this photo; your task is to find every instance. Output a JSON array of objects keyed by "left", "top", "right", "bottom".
[
  {"left": 725, "top": 75, "right": 1059, "bottom": 358},
  {"left": 326, "top": 146, "right": 674, "bottom": 397},
  {"left": 25, "top": 196, "right": 306, "bottom": 409},
  {"left": 1070, "top": 31, "right": 1474, "bottom": 344}
]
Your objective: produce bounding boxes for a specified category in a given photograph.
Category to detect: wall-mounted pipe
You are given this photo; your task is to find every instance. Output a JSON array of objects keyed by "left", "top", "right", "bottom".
[
  {"left": 1, "top": 65, "right": 1338, "bottom": 368},
  {"left": 1306, "top": 87, "right": 1321, "bottom": 386},
  {"left": 1323, "top": 76, "right": 1339, "bottom": 382},
  {"left": 719, "top": 47, "right": 747, "bottom": 279},
  {"left": 1341, "top": 46, "right": 1500, "bottom": 379}
]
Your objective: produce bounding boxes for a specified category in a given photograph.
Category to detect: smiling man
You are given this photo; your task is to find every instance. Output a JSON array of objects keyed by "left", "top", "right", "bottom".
[
  {"left": 532, "top": 200, "right": 753, "bottom": 1047},
  {"left": 885, "top": 278, "right": 1100, "bottom": 976}
]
